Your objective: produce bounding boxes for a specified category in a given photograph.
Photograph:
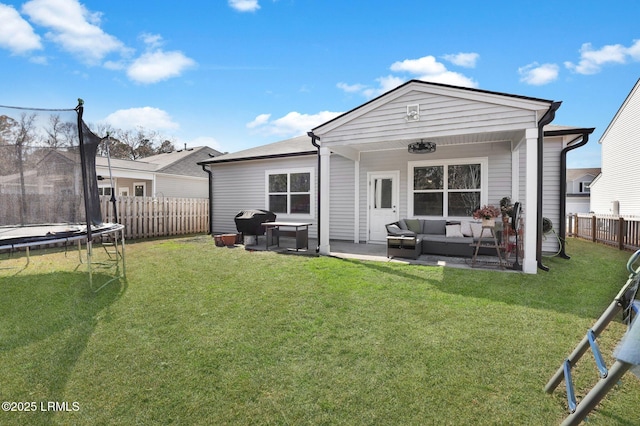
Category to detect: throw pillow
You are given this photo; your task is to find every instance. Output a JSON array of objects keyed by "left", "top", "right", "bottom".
[
  {"left": 404, "top": 219, "right": 422, "bottom": 234},
  {"left": 460, "top": 220, "right": 473, "bottom": 237},
  {"left": 445, "top": 224, "right": 464, "bottom": 238},
  {"left": 398, "top": 219, "right": 408, "bottom": 230},
  {"left": 386, "top": 224, "right": 402, "bottom": 235}
]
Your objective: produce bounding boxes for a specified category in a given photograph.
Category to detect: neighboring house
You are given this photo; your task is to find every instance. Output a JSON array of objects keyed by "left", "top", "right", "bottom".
[
  {"left": 590, "top": 78, "right": 640, "bottom": 216},
  {"left": 96, "top": 146, "right": 222, "bottom": 198},
  {"left": 566, "top": 168, "right": 600, "bottom": 214},
  {"left": 199, "top": 80, "right": 594, "bottom": 274}
]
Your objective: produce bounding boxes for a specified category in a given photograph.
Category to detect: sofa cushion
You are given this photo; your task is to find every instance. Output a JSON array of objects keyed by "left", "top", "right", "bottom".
[
  {"left": 460, "top": 220, "right": 473, "bottom": 237},
  {"left": 386, "top": 223, "right": 416, "bottom": 237},
  {"left": 398, "top": 219, "right": 409, "bottom": 230},
  {"left": 445, "top": 224, "right": 464, "bottom": 238},
  {"left": 424, "top": 234, "right": 473, "bottom": 244},
  {"left": 405, "top": 219, "right": 422, "bottom": 234},
  {"left": 422, "top": 219, "right": 446, "bottom": 235}
]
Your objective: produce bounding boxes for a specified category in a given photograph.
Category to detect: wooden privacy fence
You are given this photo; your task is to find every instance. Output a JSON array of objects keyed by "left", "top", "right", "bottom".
[
  {"left": 100, "top": 196, "right": 209, "bottom": 240},
  {"left": 567, "top": 213, "right": 640, "bottom": 251}
]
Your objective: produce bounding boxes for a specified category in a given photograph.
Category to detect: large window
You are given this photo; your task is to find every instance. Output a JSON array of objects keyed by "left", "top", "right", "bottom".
[
  {"left": 266, "top": 168, "right": 313, "bottom": 216},
  {"left": 410, "top": 158, "right": 487, "bottom": 217}
]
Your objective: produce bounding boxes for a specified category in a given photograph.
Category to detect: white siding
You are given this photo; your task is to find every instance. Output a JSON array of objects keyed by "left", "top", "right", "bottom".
[
  {"left": 350, "top": 141, "right": 512, "bottom": 242},
  {"left": 329, "top": 154, "right": 356, "bottom": 240},
  {"left": 320, "top": 88, "right": 539, "bottom": 145},
  {"left": 591, "top": 81, "right": 640, "bottom": 216},
  {"left": 210, "top": 156, "right": 318, "bottom": 237},
  {"left": 541, "top": 138, "right": 563, "bottom": 253}
]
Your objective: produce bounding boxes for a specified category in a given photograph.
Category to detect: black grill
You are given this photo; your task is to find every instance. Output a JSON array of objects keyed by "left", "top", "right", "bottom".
[{"left": 234, "top": 209, "right": 276, "bottom": 237}]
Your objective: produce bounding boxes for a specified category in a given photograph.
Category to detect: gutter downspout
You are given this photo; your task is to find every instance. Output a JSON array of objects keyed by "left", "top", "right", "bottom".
[
  {"left": 547, "top": 128, "right": 594, "bottom": 258},
  {"left": 537, "top": 101, "right": 562, "bottom": 272},
  {"left": 308, "top": 131, "right": 321, "bottom": 253},
  {"left": 201, "top": 164, "right": 213, "bottom": 235}
]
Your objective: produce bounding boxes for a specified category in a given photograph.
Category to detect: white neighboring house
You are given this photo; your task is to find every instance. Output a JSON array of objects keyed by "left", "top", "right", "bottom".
[
  {"left": 566, "top": 168, "right": 600, "bottom": 214},
  {"left": 96, "top": 146, "right": 222, "bottom": 198},
  {"left": 199, "top": 80, "right": 594, "bottom": 273},
  {"left": 590, "top": 78, "right": 640, "bottom": 216}
]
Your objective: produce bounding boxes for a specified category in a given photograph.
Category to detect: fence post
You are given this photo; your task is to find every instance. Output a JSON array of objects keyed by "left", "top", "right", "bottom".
[
  {"left": 618, "top": 217, "right": 625, "bottom": 250},
  {"left": 592, "top": 215, "right": 597, "bottom": 242},
  {"left": 573, "top": 214, "right": 578, "bottom": 236}
]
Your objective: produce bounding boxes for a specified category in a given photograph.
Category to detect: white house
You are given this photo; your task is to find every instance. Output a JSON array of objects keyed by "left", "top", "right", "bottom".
[
  {"left": 590, "top": 78, "right": 640, "bottom": 216},
  {"left": 200, "top": 80, "right": 593, "bottom": 273},
  {"left": 96, "top": 146, "right": 221, "bottom": 198},
  {"left": 566, "top": 168, "right": 600, "bottom": 214}
]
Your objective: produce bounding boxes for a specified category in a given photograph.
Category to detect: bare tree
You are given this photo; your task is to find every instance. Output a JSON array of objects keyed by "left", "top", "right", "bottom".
[{"left": 45, "top": 114, "right": 76, "bottom": 148}]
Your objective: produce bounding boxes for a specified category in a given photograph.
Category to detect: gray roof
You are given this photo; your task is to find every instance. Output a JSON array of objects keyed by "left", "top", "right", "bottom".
[
  {"left": 566, "top": 168, "right": 601, "bottom": 181},
  {"left": 198, "top": 135, "right": 315, "bottom": 165},
  {"left": 97, "top": 146, "right": 223, "bottom": 177}
]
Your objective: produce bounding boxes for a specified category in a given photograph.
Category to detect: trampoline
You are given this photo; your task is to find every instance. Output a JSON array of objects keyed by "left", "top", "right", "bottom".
[{"left": 0, "top": 101, "right": 125, "bottom": 290}]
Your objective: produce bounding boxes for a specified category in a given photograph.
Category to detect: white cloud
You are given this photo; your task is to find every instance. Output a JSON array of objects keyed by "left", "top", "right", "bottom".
[
  {"left": 565, "top": 41, "right": 639, "bottom": 75},
  {"left": 442, "top": 52, "right": 479, "bottom": 68},
  {"left": 103, "top": 107, "right": 179, "bottom": 131},
  {"left": 518, "top": 62, "right": 559, "bottom": 85},
  {"left": 127, "top": 50, "right": 196, "bottom": 84},
  {"left": 247, "top": 113, "right": 271, "bottom": 129},
  {"left": 125, "top": 33, "right": 196, "bottom": 84},
  {"left": 229, "top": 0, "right": 260, "bottom": 12},
  {"left": 247, "top": 111, "right": 342, "bottom": 137},
  {"left": 339, "top": 54, "right": 478, "bottom": 99},
  {"left": 22, "top": 0, "right": 127, "bottom": 65},
  {"left": 0, "top": 4, "right": 42, "bottom": 54}
]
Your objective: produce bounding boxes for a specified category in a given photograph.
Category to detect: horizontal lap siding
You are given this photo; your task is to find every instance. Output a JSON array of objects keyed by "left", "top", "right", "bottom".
[
  {"left": 356, "top": 142, "right": 512, "bottom": 241},
  {"left": 591, "top": 84, "right": 640, "bottom": 216},
  {"left": 542, "top": 139, "right": 562, "bottom": 253},
  {"left": 323, "top": 91, "right": 537, "bottom": 144},
  {"left": 329, "top": 155, "right": 355, "bottom": 240},
  {"left": 211, "top": 156, "right": 317, "bottom": 237}
]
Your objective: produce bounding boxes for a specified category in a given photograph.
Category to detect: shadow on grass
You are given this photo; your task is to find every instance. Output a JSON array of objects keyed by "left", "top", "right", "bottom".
[
  {"left": 333, "top": 247, "right": 633, "bottom": 320},
  {"left": 0, "top": 271, "right": 124, "bottom": 423}
]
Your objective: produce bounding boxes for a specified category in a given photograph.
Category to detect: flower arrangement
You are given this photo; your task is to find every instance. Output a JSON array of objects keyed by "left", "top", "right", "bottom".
[
  {"left": 499, "top": 196, "right": 514, "bottom": 218},
  {"left": 473, "top": 205, "right": 501, "bottom": 220}
]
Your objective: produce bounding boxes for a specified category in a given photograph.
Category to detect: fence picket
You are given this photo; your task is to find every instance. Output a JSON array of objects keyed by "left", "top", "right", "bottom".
[
  {"left": 100, "top": 196, "right": 209, "bottom": 240},
  {"left": 568, "top": 213, "right": 640, "bottom": 251}
]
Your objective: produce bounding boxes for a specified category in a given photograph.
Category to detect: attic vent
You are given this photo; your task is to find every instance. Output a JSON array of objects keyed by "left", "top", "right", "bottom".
[{"left": 406, "top": 104, "right": 420, "bottom": 122}]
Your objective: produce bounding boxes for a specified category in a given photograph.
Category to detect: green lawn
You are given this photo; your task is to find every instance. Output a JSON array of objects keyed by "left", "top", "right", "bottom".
[{"left": 1, "top": 237, "right": 639, "bottom": 425}]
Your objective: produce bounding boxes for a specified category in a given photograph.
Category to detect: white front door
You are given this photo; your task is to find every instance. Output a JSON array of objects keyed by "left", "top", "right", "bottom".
[{"left": 368, "top": 171, "right": 399, "bottom": 242}]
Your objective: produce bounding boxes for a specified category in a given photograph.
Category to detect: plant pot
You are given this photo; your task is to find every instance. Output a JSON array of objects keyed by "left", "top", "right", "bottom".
[
  {"left": 220, "top": 234, "right": 237, "bottom": 247},
  {"left": 482, "top": 218, "right": 496, "bottom": 227}
]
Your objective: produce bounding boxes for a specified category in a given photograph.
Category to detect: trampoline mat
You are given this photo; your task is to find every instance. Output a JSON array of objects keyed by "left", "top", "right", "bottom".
[{"left": 0, "top": 223, "right": 123, "bottom": 248}]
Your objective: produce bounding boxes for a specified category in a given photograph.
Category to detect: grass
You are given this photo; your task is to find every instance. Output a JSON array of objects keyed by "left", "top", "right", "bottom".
[{"left": 1, "top": 236, "right": 639, "bottom": 425}]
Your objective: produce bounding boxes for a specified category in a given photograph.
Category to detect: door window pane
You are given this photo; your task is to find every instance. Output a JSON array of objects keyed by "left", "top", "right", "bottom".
[{"left": 375, "top": 178, "right": 393, "bottom": 209}]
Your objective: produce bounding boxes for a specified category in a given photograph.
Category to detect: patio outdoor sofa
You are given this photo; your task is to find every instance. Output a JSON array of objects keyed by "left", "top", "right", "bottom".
[{"left": 386, "top": 218, "right": 500, "bottom": 260}]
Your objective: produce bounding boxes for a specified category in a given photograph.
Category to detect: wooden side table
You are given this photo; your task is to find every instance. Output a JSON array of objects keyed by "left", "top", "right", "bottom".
[{"left": 471, "top": 226, "right": 505, "bottom": 269}]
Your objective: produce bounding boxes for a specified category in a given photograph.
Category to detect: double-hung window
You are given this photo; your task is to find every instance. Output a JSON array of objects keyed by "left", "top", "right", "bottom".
[
  {"left": 409, "top": 158, "right": 487, "bottom": 218},
  {"left": 266, "top": 168, "right": 314, "bottom": 217}
]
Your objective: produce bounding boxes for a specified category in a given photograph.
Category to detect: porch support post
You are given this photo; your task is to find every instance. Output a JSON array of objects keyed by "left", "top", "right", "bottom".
[
  {"left": 523, "top": 128, "right": 538, "bottom": 274},
  {"left": 319, "top": 146, "right": 331, "bottom": 254}
]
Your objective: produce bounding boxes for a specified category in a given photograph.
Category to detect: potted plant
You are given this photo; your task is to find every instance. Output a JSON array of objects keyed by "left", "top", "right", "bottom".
[{"left": 473, "top": 205, "right": 501, "bottom": 227}]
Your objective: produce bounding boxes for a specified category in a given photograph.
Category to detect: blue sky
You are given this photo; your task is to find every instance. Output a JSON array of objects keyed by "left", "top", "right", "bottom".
[{"left": 1, "top": 0, "right": 639, "bottom": 168}]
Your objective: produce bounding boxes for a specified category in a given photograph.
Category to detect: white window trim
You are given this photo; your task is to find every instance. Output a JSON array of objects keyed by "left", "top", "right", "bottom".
[
  {"left": 98, "top": 185, "right": 112, "bottom": 196},
  {"left": 265, "top": 167, "right": 315, "bottom": 219},
  {"left": 407, "top": 157, "right": 488, "bottom": 219}
]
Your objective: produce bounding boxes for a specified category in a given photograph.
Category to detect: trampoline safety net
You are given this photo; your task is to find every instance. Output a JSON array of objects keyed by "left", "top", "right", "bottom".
[{"left": 0, "top": 103, "right": 102, "bottom": 233}]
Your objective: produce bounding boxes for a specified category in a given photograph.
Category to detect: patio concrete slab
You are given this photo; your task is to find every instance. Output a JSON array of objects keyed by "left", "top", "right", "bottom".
[{"left": 244, "top": 236, "right": 517, "bottom": 272}]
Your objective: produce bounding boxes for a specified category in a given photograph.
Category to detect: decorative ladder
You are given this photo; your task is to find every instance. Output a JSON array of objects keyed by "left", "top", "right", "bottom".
[{"left": 545, "top": 250, "right": 640, "bottom": 426}]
